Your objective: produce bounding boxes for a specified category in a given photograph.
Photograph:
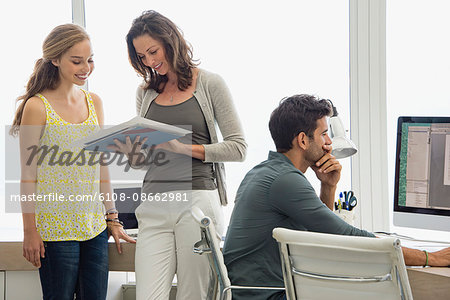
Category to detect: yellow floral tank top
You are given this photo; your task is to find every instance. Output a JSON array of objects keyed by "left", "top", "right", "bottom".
[{"left": 35, "top": 90, "right": 106, "bottom": 241}]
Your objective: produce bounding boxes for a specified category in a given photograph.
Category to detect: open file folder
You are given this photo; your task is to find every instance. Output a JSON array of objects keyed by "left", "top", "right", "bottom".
[{"left": 71, "top": 116, "right": 192, "bottom": 152}]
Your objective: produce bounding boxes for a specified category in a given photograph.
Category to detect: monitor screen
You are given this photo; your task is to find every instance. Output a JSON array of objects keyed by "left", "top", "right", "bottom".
[
  {"left": 113, "top": 187, "right": 141, "bottom": 230},
  {"left": 393, "top": 116, "right": 450, "bottom": 231}
]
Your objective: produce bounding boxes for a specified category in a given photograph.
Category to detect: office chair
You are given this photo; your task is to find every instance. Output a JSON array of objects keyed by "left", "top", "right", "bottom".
[
  {"left": 191, "top": 206, "right": 285, "bottom": 300},
  {"left": 273, "top": 228, "right": 413, "bottom": 300}
]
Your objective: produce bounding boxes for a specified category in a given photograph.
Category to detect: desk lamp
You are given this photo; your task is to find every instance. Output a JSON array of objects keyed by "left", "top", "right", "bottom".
[{"left": 328, "top": 100, "right": 358, "bottom": 159}]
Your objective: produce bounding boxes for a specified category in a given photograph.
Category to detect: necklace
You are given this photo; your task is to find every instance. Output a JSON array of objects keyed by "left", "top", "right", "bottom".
[{"left": 166, "top": 82, "right": 178, "bottom": 103}]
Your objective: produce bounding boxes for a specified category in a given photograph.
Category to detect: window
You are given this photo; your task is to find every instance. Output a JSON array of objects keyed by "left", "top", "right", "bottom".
[
  {"left": 85, "top": 0, "right": 351, "bottom": 223},
  {"left": 0, "top": 1, "right": 72, "bottom": 237},
  {"left": 0, "top": 0, "right": 352, "bottom": 236},
  {"left": 387, "top": 0, "right": 450, "bottom": 240}
]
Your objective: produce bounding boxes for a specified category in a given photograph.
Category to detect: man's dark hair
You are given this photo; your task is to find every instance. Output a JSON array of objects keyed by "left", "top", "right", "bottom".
[{"left": 269, "top": 94, "right": 332, "bottom": 153}]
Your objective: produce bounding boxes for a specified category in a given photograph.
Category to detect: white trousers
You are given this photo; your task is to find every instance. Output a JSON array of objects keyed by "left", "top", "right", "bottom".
[{"left": 134, "top": 189, "right": 224, "bottom": 300}]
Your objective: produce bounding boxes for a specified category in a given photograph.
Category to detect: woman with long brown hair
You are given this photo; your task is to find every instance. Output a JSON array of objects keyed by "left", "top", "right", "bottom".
[{"left": 111, "top": 10, "right": 247, "bottom": 300}]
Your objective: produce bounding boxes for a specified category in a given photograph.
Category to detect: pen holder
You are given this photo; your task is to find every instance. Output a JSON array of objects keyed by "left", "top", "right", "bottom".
[{"left": 334, "top": 209, "right": 355, "bottom": 226}]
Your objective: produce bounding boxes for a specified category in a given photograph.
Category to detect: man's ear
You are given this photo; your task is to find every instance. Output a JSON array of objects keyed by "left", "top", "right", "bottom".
[{"left": 295, "top": 132, "right": 309, "bottom": 150}]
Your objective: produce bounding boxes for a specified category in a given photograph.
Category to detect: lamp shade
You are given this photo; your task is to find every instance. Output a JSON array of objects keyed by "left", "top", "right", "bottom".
[{"left": 329, "top": 115, "right": 358, "bottom": 159}]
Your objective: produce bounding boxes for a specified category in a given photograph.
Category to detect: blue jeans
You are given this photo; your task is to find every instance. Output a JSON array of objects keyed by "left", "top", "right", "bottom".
[{"left": 39, "top": 229, "right": 109, "bottom": 300}]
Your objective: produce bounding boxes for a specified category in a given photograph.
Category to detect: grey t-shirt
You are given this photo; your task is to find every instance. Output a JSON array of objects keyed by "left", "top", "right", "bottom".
[
  {"left": 135, "top": 69, "right": 248, "bottom": 205},
  {"left": 143, "top": 96, "right": 216, "bottom": 193},
  {"left": 223, "top": 151, "right": 374, "bottom": 300}
]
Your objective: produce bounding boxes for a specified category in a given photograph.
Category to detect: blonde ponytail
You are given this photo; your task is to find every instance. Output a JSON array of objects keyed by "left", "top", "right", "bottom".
[{"left": 10, "top": 58, "right": 59, "bottom": 135}]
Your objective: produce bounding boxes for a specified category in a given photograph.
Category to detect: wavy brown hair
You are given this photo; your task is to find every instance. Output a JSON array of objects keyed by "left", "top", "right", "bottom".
[
  {"left": 10, "top": 24, "right": 90, "bottom": 136},
  {"left": 126, "top": 10, "right": 198, "bottom": 93}
]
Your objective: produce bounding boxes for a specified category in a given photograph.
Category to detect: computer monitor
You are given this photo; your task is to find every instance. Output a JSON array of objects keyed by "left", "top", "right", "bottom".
[
  {"left": 113, "top": 187, "right": 141, "bottom": 230},
  {"left": 393, "top": 116, "right": 450, "bottom": 231}
]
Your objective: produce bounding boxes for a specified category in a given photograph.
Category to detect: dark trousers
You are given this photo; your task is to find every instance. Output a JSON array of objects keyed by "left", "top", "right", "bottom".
[{"left": 39, "top": 229, "right": 109, "bottom": 300}]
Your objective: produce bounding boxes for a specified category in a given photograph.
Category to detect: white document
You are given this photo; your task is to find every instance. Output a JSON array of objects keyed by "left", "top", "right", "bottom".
[{"left": 71, "top": 116, "right": 192, "bottom": 152}]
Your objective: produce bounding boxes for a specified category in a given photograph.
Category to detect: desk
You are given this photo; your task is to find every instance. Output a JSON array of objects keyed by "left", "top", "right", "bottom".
[
  {"left": 0, "top": 241, "right": 135, "bottom": 271},
  {"left": 1, "top": 242, "right": 450, "bottom": 300},
  {"left": 0, "top": 241, "right": 135, "bottom": 300},
  {"left": 407, "top": 267, "right": 450, "bottom": 300}
]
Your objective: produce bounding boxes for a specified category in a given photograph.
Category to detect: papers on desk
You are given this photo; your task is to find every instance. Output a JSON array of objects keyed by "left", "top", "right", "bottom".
[
  {"left": 375, "top": 232, "right": 450, "bottom": 252},
  {"left": 395, "top": 238, "right": 450, "bottom": 253},
  {"left": 125, "top": 228, "right": 138, "bottom": 240}
]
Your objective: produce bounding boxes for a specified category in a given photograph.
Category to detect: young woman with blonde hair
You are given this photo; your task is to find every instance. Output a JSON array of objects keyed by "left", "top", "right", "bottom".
[{"left": 13, "top": 23, "right": 134, "bottom": 300}]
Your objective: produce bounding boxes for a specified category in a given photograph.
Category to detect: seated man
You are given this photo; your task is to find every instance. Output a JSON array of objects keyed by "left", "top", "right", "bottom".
[{"left": 223, "top": 94, "right": 450, "bottom": 300}]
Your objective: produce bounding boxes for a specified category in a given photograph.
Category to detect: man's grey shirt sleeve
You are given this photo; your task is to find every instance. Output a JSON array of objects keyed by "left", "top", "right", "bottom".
[{"left": 269, "top": 172, "right": 374, "bottom": 237}]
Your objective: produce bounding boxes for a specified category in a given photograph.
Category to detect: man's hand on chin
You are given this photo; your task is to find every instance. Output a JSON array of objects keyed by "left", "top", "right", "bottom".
[{"left": 311, "top": 144, "right": 342, "bottom": 187}]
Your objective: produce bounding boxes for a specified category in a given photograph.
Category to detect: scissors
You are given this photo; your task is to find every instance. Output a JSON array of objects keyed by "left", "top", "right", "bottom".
[{"left": 344, "top": 191, "right": 357, "bottom": 211}]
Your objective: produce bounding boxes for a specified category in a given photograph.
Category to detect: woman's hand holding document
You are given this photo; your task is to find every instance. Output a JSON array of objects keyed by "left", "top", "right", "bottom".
[{"left": 71, "top": 116, "right": 191, "bottom": 153}]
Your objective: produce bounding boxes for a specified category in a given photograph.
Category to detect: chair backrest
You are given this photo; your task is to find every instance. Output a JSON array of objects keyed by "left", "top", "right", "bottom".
[
  {"left": 191, "top": 206, "right": 231, "bottom": 300},
  {"left": 273, "top": 228, "right": 413, "bottom": 300}
]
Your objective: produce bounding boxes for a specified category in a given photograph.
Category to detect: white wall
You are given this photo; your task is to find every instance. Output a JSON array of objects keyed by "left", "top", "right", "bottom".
[{"left": 386, "top": 0, "right": 450, "bottom": 241}]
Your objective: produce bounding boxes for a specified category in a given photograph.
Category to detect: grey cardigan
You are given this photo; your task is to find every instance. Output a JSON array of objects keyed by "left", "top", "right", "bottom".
[{"left": 135, "top": 68, "right": 247, "bottom": 205}]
